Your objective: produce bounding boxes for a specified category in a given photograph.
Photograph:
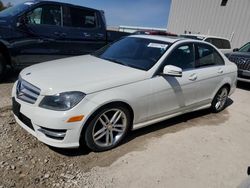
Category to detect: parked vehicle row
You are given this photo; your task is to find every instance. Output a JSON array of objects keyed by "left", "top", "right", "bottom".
[
  {"left": 12, "top": 35, "right": 237, "bottom": 151},
  {"left": 180, "top": 34, "right": 232, "bottom": 54},
  {"left": 0, "top": 0, "right": 129, "bottom": 80},
  {"left": 134, "top": 30, "right": 178, "bottom": 37},
  {"left": 226, "top": 42, "right": 250, "bottom": 83}
]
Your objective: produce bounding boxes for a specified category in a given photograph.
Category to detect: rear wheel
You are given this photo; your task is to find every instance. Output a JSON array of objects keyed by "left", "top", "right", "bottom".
[
  {"left": 0, "top": 53, "right": 6, "bottom": 81},
  {"left": 84, "top": 105, "right": 131, "bottom": 152},
  {"left": 211, "top": 86, "right": 229, "bottom": 113}
]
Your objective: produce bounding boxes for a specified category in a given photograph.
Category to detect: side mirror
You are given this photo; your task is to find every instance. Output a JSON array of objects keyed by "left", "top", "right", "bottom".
[
  {"left": 233, "top": 48, "right": 239, "bottom": 52},
  {"left": 16, "top": 15, "right": 28, "bottom": 28},
  {"left": 163, "top": 65, "right": 182, "bottom": 77}
]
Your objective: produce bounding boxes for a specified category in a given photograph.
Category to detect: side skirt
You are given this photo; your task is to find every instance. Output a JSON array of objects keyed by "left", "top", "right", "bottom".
[{"left": 132, "top": 103, "right": 211, "bottom": 131}]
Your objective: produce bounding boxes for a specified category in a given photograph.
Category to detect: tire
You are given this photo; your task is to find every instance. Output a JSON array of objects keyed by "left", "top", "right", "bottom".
[
  {"left": 84, "top": 105, "right": 131, "bottom": 152},
  {"left": 211, "top": 86, "right": 229, "bottom": 113},
  {"left": 0, "top": 53, "right": 6, "bottom": 81}
]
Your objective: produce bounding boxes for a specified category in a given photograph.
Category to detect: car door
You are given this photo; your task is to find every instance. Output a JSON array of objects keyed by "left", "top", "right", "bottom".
[
  {"left": 147, "top": 43, "right": 201, "bottom": 120},
  {"left": 61, "top": 5, "right": 107, "bottom": 55},
  {"left": 15, "top": 3, "right": 69, "bottom": 66},
  {"left": 193, "top": 42, "right": 226, "bottom": 102}
]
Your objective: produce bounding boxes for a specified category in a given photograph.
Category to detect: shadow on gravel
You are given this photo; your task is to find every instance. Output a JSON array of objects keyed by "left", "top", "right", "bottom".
[
  {"left": 49, "top": 145, "right": 92, "bottom": 156},
  {"left": 52, "top": 98, "right": 233, "bottom": 157},
  {"left": 237, "top": 81, "right": 250, "bottom": 91},
  {"left": 121, "top": 98, "right": 233, "bottom": 146}
]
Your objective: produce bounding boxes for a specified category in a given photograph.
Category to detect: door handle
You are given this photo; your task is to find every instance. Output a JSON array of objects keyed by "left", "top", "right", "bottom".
[
  {"left": 189, "top": 73, "right": 197, "bottom": 81},
  {"left": 83, "top": 32, "right": 91, "bottom": 37},
  {"left": 218, "top": 68, "right": 224, "bottom": 74},
  {"left": 54, "top": 32, "right": 67, "bottom": 38},
  {"left": 95, "top": 33, "right": 104, "bottom": 39},
  {"left": 60, "top": 33, "right": 66, "bottom": 37},
  {"left": 54, "top": 32, "right": 60, "bottom": 36}
]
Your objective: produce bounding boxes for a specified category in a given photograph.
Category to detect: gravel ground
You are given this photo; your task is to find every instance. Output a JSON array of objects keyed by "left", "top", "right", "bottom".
[{"left": 0, "top": 74, "right": 249, "bottom": 188}]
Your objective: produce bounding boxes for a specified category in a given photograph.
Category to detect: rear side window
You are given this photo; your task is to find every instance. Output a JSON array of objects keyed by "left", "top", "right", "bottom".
[
  {"left": 196, "top": 43, "right": 224, "bottom": 67},
  {"left": 63, "top": 7, "right": 97, "bottom": 28},
  {"left": 205, "top": 38, "right": 231, "bottom": 49},
  {"left": 27, "top": 5, "right": 61, "bottom": 26}
]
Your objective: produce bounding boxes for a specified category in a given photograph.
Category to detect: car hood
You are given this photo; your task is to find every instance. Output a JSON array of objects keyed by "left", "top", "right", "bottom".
[
  {"left": 227, "top": 52, "right": 250, "bottom": 58},
  {"left": 20, "top": 55, "right": 148, "bottom": 95}
]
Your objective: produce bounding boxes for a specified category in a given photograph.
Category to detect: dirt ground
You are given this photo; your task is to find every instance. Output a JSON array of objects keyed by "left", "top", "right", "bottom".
[{"left": 0, "top": 72, "right": 250, "bottom": 188}]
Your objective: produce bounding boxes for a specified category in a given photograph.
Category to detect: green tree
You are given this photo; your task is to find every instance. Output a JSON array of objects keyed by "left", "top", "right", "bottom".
[
  {"left": 0, "top": 1, "right": 12, "bottom": 11},
  {"left": 0, "top": 1, "right": 5, "bottom": 11}
]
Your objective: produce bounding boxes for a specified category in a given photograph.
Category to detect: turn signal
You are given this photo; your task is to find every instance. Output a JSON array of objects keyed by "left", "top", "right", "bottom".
[{"left": 67, "top": 115, "right": 84, "bottom": 123}]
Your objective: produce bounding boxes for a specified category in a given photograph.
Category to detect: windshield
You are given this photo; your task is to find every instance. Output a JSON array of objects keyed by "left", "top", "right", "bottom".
[
  {"left": 0, "top": 2, "right": 34, "bottom": 17},
  {"left": 93, "top": 37, "right": 170, "bottom": 71},
  {"left": 239, "top": 42, "right": 250, "bottom": 52},
  {"left": 180, "top": 35, "right": 204, "bottom": 40}
]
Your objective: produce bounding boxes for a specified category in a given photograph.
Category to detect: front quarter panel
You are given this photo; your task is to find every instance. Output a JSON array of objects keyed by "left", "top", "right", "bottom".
[{"left": 83, "top": 78, "right": 153, "bottom": 127}]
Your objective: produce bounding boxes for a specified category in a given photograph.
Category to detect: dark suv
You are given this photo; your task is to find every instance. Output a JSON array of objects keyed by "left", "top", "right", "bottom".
[
  {"left": 226, "top": 42, "right": 250, "bottom": 83},
  {"left": 0, "top": 1, "right": 128, "bottom": 80}
]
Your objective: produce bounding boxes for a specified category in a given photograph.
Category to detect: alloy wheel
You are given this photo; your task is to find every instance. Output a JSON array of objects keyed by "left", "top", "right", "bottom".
[
  {"left": 92, "top": 109, "right": 127, "bottom": 147},
  {"left": 215, "top": 88, "right": 228, "bottom": 111}
]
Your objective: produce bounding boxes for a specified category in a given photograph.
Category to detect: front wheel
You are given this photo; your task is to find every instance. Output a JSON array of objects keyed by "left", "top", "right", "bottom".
[
  {"left": 84, "top": 105, "right": 131, "bottom": 152},
  {"left": 211, "top": 87, "right": 229, "bottom": 113}
]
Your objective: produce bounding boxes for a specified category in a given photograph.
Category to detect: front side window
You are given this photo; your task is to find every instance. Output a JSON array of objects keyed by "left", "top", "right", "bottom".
[
  {"left": 93, "top": 37, "right": 170, "bottom": 71},
  {"left": 162, "top": 44, "right": 195, "bottom": 70},
  {"left": 27, "top": 5, "right": 61, "bottom": 26},
  {"left": 196, "top": 43, "right": 224, "bottom": 67},
  {"left": 63, "top": 7, "right": 97, "bottom": 28},
  {"left": 239, "top": 42, "right": 250, "bottom": 52}
]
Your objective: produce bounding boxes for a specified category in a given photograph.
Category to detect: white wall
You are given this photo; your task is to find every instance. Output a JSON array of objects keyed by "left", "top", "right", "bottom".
[{"left": 167, "top": 0, "right": 250, "bottom": 48}]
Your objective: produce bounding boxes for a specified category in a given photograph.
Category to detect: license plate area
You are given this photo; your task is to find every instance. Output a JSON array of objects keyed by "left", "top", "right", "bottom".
[
  {"left": 12, "top": 98, "right": 21, "bottom": 117},
  {"left": 12, "top": 98, "right": 34, "bottom": 131}
]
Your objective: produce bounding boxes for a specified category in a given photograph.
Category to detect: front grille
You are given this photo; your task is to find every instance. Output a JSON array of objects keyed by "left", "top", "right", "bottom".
[
  {"left": 16, "top": 79, "right": 41, "bottom": 104},
  {"left": 229, "top": 56, "right": 250, "bottom": 71}
]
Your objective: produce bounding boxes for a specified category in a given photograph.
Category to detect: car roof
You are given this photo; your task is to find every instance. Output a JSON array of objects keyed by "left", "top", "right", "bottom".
[
  {"left": 129, "top": 35, "right": 184, "bottom": 43},
  {"left": 28, "top": 0, "right": 100, "bottom": 12},
  {"left": 181, "top": 34, "right": 230, "bottom": 41}
]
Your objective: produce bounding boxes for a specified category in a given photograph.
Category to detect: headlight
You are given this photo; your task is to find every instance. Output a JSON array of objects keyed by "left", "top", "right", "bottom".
[{"left": 39, "top": 91, "right": 85, "bottom": 111}]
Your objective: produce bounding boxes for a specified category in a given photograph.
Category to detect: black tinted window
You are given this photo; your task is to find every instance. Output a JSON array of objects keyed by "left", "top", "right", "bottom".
[
  {"left": 93, "top": 37, "right": 170, "bottom": 71},
  {"left": 63, "top": 7, "right": 97, "bottom": 28},
  {"left": 162, "top": 44, "right": 195, "bottom": 70},
  {"left": 196, "top": 43, "right": 224, "bottom": 67},
  {"left": 27, "top": 5, "right": 61, "bottom": 26},
  {"left": 205, "top": 38, "right": 231, "bottom": 49},
  {"left": 239, "top": 42, "right": 250, "bottom": 52},
  {"left": 180, "top": 35, "right": 204, "bottom": 41}
]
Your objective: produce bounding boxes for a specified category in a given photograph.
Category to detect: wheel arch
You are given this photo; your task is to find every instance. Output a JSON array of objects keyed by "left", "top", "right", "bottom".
[
  {"left": 79, "top": 100, "right": 134, "bottom": 146},
  {"left": 0, "top": 41, "right": 11, "bottom": 66},
  {"left": 212, "top": 82, "right": 231, "bottom": 101},
  {"left": 222, "top": 83, "right": 231, "bottom": 93}
]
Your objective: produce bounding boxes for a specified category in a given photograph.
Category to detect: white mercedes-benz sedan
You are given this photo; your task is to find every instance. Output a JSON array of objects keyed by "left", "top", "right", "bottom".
[{"left": 12, "top": 35, "right": 237, "bottom": 151}]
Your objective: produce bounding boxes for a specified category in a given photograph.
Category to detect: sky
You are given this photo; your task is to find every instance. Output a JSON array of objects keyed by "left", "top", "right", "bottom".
[{"left": 2, "top": 0, "right": 171, "bottom": 28}]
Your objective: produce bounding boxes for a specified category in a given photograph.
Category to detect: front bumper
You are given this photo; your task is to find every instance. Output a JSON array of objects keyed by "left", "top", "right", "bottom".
[
  {"left": 12, "top": 82, "right": 97, "bottom": 148},
  {"left": 238, "top": 69, "right": 250, "bottom": 83}
]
